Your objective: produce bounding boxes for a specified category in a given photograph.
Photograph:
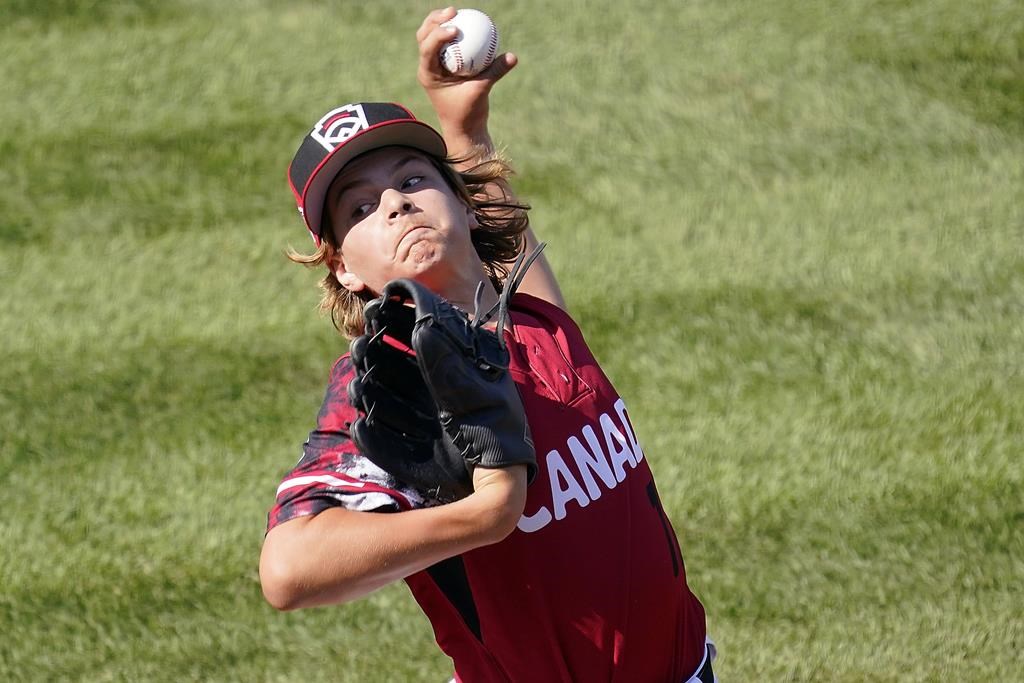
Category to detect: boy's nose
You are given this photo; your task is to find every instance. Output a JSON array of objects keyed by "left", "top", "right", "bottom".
[{"left": 382, "top": 189, "right": 415, "bottom": 221}]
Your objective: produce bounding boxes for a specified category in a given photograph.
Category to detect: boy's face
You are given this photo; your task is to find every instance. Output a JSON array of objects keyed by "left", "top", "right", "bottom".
[{"left": 325, "top": 146, "right": 477, "bottom": 295}]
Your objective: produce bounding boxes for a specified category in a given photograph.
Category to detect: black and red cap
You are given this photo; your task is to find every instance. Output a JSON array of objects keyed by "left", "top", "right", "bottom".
[{"left": 287, "top": 102, "right": 447, "bottom": 246}]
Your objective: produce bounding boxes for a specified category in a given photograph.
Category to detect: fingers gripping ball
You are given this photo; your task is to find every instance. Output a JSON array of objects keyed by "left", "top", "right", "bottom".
[
  {"left": 440, "top": 9, "right": 499, "bottom": 77},
  {"left": 347, "top": 277, "right": 538, "bottom": 503}
]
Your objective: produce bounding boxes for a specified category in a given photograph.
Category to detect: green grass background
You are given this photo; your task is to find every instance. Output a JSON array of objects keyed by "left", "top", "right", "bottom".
[{"left": 2, "top": 0, "right": 1022, "bottom": 680}]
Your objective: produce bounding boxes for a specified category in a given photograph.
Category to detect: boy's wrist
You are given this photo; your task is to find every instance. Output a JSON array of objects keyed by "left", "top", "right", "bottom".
[
  {"left": 465, "top": 466, "right": 528, "bottom": 543},
  {"left": 439, "top": 122, "right": 493, "bottom": 159}
]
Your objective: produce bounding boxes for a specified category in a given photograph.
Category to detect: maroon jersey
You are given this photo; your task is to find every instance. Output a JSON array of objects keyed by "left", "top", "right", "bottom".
[{"left": 267, "top": 294, "right": 707, "bottom": 682}]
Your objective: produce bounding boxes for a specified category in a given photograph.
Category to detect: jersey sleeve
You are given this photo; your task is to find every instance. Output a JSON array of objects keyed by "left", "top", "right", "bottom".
[{"left": 265, "top": 355, "right": 431, "bottom": 533}]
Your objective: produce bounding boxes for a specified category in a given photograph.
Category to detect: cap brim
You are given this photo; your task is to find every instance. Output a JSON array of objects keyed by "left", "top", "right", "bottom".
[{"left": 300, "top": 120, "right": 447, "bottom": 244}]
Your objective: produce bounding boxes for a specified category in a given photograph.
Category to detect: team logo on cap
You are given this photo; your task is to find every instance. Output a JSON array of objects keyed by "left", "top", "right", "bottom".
[{"left": 310, "top": 104, "right": 369, "bottom": 153}]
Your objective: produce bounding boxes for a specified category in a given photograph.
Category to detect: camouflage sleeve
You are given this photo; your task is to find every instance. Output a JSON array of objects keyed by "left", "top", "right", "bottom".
[{"left": 265, "top": 355, "right": 438, "bottom": 533}]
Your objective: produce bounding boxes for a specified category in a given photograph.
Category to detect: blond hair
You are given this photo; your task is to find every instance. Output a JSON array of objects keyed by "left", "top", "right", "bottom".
[{"left": 287, "top": 152, "right": 530, "bottom": 339}]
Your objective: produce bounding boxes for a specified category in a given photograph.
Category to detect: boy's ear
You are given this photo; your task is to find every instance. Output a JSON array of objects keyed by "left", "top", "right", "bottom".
[
  {"left": 327, "top": 247, "right": 366, "bottom": 293},
  {"left": 466, "top": 203, "right": 479, "bottom": 231},
  {"left": 338, "top": 270, "right": 366, "bottom": 292}
]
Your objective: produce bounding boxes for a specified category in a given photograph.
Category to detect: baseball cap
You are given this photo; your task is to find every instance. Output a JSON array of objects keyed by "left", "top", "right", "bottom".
[{"left": 287, "top": 102, "right": 448, "bottom": 246}]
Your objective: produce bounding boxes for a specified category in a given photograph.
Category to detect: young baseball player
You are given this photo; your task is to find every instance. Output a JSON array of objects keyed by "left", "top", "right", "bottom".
[{"left": 260, "top": 8, "right": 716, "bottom": 682}]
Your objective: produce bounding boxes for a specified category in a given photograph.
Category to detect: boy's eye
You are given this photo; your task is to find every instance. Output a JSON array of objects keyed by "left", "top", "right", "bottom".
[
  {"left": 401, "top": 175, "right": 424, "bottom": 190},
  {"left": 351, "top": 202, "right": 374, "bottom": 219}
]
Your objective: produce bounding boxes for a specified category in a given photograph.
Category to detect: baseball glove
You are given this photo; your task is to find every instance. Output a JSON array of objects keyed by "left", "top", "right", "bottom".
[{"left": 347, "top": 245, "right": 545, "bottom": 502}]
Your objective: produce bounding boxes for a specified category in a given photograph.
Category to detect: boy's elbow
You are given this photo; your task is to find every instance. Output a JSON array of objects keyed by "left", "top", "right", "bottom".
[
  {"left": 259, "top": 513, "right": 367, "bottom": 610},
  {"left": 259, "top": 551, "right": 303, "bottom": 611},
  {"left": 260, "top": 521, "right": 320, "bottom": 611}
]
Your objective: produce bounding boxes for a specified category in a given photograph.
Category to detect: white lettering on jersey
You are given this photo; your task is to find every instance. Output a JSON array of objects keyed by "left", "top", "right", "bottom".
[
  {"left": 516, "top": 398, "right": 645, "bottom": 534},
  {"left": 548, "top": 449, "right": 591, "bottom": 520},
  {"left": 568, "top": 426, "right": 616, "bottom": 501},
  {"left": 516, "top": 505, "right": 552, "bottom": 533},
  {"left": 614, "top": 398, "right": 645, "bottom": 463},
  {"left": 602, "top": 412, "right": 635, "bottom": 482}
]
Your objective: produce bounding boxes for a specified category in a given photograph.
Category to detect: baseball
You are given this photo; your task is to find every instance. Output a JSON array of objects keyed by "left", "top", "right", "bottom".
[{"left": 439, "top": 9, "right": 499, "bottom": 77}]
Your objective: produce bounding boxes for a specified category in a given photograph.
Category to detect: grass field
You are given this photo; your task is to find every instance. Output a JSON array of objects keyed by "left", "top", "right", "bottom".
[{"left": 2, "top": 0, "right": 1022, "bottom": 680}]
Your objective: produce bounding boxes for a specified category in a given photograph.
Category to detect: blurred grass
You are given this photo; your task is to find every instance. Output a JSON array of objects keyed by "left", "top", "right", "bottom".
[{"left": 2, "top": 0, "right": 1022, "bottom": 680}]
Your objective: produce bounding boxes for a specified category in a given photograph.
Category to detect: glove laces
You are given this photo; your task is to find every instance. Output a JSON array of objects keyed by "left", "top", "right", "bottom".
[{"left": 472, "top": 242, "right": 547, "bottom": 351}]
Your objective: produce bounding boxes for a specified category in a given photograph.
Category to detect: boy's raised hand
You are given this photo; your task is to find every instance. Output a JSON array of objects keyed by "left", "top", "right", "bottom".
[{"left": 416, "top": 7, "right": 516, "bottom": 154}]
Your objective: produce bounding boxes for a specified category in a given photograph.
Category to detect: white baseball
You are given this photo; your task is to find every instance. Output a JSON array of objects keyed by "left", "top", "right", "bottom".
[{"left": 439, "top": 9, "right": 499, "bottom": 77}]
